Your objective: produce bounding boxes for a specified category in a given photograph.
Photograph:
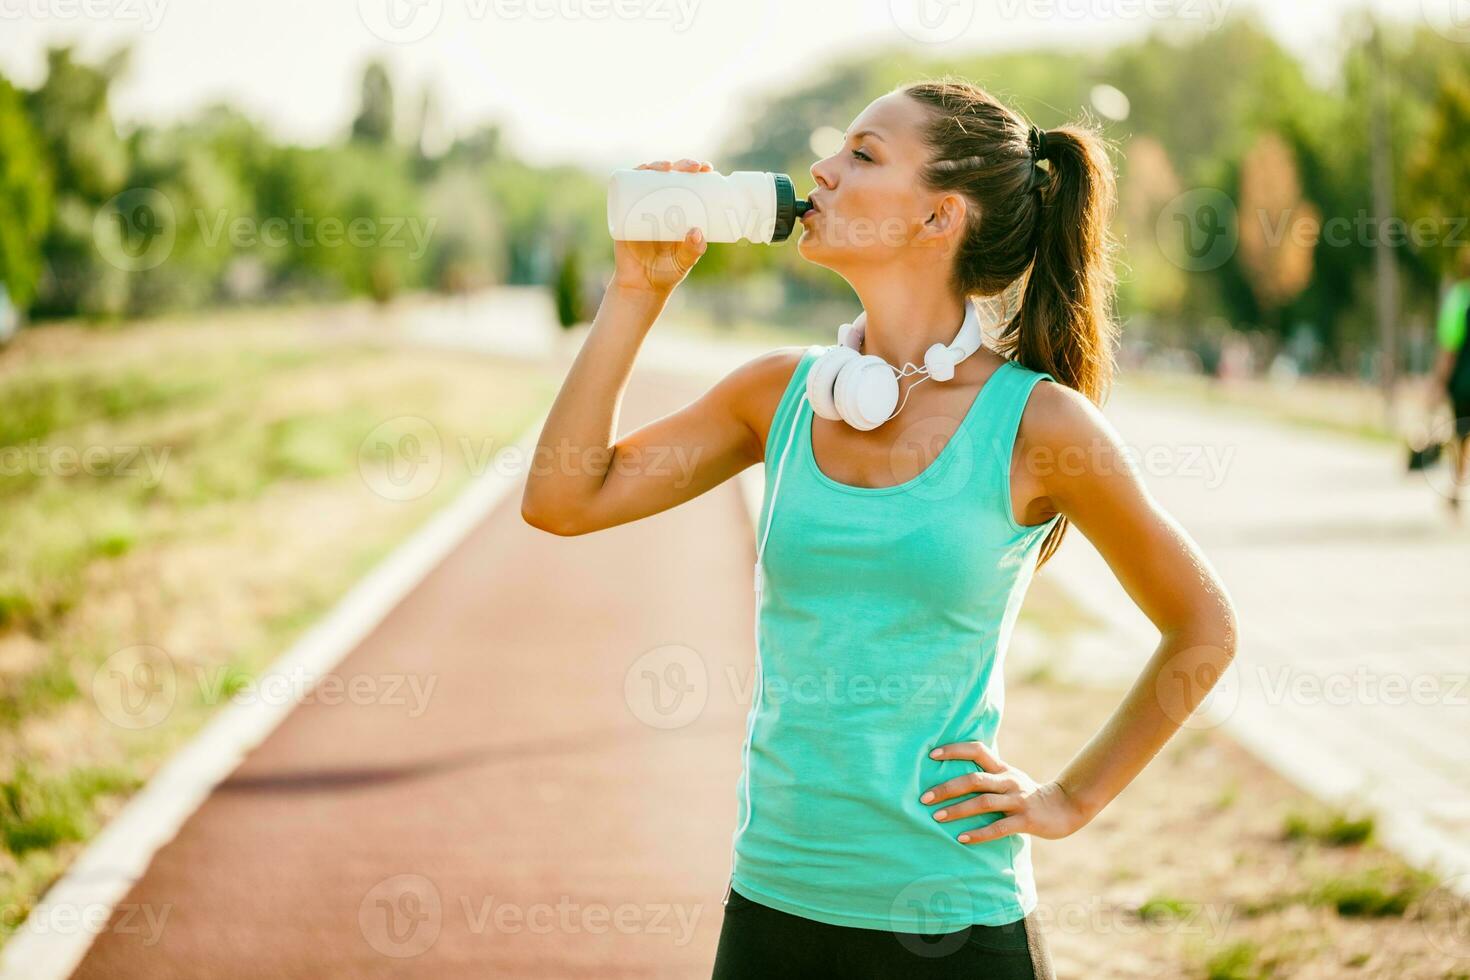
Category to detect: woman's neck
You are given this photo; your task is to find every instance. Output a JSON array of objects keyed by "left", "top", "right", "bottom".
[{"left": 853, "top": 287, "right": 970, "bottom": 372}]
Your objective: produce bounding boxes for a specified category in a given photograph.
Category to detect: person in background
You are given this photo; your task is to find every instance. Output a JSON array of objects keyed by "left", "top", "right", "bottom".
[{"left": 1431, "top": 249, "right": 1470, "bottom": 517}]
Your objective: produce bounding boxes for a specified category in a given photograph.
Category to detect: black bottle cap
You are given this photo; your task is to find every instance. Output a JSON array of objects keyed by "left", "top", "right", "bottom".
[{"left": 771, "top": 173, "right": 811, "bottom": 243}]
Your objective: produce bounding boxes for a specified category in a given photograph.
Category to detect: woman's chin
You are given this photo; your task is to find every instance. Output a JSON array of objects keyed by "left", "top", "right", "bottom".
[{"left": 795, "top": 230, "right": 830, "bottom": 265}]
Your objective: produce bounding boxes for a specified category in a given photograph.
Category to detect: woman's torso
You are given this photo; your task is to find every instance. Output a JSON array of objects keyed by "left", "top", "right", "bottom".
[{"left": 731, "top": 343, "right": 1061, "bottom": 934}]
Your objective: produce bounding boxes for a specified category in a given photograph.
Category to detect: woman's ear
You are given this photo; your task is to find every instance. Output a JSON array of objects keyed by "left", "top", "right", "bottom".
[{"left": 919, "top": 192, "right": 966, "bottom": 249}]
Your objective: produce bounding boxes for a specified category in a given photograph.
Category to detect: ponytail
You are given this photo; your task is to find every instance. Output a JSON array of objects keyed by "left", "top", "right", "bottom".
[
  {"left": 901, "top": 78, "right": 1120, "bottom": 569},
  {"left": 1010, "top": 125, "right": 1119, "bottom": 407}
]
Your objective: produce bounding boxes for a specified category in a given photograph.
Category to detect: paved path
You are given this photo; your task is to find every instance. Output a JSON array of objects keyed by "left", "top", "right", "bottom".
[
  {"left": 1037, "top": 382, "right": 1470, "bottom": 887},
  {"left": 72, "top": 363, "right": 756, "bottom": 978}
]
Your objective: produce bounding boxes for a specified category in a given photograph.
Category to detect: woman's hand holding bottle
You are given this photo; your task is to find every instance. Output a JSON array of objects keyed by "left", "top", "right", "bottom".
[{"left": 611, "top": 158, "right": 711, "bottom": 298}]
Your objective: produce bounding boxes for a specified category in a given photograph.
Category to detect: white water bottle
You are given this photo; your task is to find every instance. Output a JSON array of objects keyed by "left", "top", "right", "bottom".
[{"left": 606, "top": 168, "right": 812, "bottom": 244}]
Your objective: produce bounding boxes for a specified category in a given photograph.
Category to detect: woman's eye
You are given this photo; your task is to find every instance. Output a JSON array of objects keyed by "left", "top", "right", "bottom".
[{"left": 851, "top": 148, "right": 872, "bottom": 162}]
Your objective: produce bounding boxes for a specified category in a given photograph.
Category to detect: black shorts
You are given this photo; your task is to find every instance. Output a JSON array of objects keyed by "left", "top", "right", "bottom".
[
  {"left": 1454, "top": 399, "right": 1470, "bottom": 440},
  {"left": 711, "top": 886, "right": 1056, "bottom": 980}
]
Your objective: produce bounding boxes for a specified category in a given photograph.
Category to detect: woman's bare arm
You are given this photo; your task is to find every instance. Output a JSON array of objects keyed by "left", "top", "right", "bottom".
[
  {"left": 923, "top": 381, "right": 1240, "bottom": 842},
  {"left": 521, "top": 154, "right": 795, "bottom": 536},
  {"left": 519, "top": 282, "right": 802, "bottom": 536},
  {"left": 1031, "top": 383, "right": 1240, "bottom": 821}
]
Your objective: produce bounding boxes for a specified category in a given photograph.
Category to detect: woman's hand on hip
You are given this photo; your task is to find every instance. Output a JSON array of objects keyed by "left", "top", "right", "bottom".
[
  {"left": 920, "top": 739, "right": 1090, "bottom": 844},
  {"left": 612, "top": 158, "right": 710, "bottom": 297}
]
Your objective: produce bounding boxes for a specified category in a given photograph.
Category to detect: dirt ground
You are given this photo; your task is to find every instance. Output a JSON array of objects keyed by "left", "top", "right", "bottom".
[{"left": 1007, "top": 582, "right": 1469, "bottom": 979}]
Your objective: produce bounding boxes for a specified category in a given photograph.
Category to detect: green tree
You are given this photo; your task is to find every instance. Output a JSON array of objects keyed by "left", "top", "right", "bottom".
[
  {"left": 553, "top": 239, "right": 583, "bottom": 329},
  {"left": 1404, "top": 69, "right": 1470, "bottom": 279},
  {"left": 25, "top": 46, "right": 132, "bottom": 318},
  {"left": 351, "top": 61, "right": 395, "bottom": 146},
  {"left": 0, "top": 76, "right": 52, "bottom": 312}
]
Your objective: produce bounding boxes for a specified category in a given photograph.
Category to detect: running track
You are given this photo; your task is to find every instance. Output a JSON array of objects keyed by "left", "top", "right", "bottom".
[{"left": 72, "top": 365, "right": 754, "bottom": 978}]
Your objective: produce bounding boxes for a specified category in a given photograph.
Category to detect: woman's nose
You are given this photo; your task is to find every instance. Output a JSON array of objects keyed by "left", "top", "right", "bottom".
[{"left": 809, "top": 162, "right": 833, "bottom": 193}]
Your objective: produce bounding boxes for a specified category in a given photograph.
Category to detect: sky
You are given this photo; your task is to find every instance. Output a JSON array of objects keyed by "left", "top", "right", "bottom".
[{"left": 0, "top": 0, "right": 1448, "bottom": 174}]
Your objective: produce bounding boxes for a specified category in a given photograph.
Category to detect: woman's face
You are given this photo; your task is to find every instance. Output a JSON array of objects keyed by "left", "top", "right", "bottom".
[{"left": 797, "top": 92, "right": 957, "bottom": 270}]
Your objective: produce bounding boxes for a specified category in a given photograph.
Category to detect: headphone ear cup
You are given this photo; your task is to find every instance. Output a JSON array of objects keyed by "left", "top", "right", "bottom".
[
  {"left": 807, "top": 345, "right": 858, "bottom": 422},
  {"left": 924, "top": 343, "right": 958, "bottom": 383},
  {"left": 833, "top": 354, "right": 899, "bottom": 432}
]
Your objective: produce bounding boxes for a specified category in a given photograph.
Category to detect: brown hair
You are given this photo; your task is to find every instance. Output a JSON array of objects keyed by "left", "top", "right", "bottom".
[{"left": 899, "top": 76, "right": 1120, "bottom": 569}]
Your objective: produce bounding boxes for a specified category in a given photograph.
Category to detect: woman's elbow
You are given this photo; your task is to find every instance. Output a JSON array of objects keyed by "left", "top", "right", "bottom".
[
  {"left": 1193, "top": 594, "right": 1241, "bottom": 662},
  {"left": 519, "top": 492, "right": 586, "bottom": 537}
]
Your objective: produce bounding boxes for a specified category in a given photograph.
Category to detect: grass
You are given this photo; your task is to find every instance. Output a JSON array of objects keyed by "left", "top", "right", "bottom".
[
  {"left": 1306, "top": 866, "right": 1438, "bottom": 918},
  {"left": 1205, "top": 941, "right": 1268, "bottom": 980},
  {"left": 1282, "top": 805, "right": 1376, "bottom": 847},
  {"left": 1136, "top": 895, "right": 1198, "bottom": 922},
  {"left": 0, "top": 764, "right": 141, "bottom": 855},
  {"left": 0, "top": 307, "right": 558, "bottom": 947}
]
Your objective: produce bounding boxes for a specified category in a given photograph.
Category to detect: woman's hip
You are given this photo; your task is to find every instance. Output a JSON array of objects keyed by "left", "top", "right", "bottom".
[{"left": 711, "top": 885, "right": 1055, "bottom": 980}]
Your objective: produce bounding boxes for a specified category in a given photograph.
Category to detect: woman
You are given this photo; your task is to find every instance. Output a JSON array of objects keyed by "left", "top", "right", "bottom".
[{"left": 521, "top": 78, "right": 1238, "bottom": 979}]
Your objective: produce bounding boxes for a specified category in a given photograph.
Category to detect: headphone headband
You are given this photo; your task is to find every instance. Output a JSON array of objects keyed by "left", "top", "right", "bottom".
[
  {"left": 836, "top": 297, "right": 983, "bottom": 380},
  {"left": 813, "top": 298, "right": 986, "bottom": 431}
]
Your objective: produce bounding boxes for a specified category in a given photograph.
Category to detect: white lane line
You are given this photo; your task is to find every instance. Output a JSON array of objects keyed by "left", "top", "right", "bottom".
[{"left": 0, "top": 408, "right": 551, "bottom": 980}]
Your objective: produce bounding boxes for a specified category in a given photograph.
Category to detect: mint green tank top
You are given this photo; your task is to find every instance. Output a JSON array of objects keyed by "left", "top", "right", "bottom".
[{"left": 731, "top": 344, "right": 1062, "bottom": 934}]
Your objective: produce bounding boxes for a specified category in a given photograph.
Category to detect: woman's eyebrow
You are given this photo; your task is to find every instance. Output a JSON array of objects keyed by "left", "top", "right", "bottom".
[{"left": 844, "top": 129, "right": 886, "bottom": 142}]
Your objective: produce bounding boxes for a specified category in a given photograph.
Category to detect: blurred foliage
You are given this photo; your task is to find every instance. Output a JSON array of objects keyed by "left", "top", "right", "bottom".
[
  {"left": 0, "top": 77, "right": 51, "bottom": 311},
  {"left": 24, "top": 46, "right": 131, "bottom": 318},
  {"left": 1405, "top": 69, "right": 1470, "bottom": 280},
  {"left": 1, "top": 13, "right": 1469, "bottom": 377},
  {"left": 0, "top": 46, "right": 603, "bottom": 321},
  {"left": 351, "top": 60, "right": 395, "bottom": 146},
  {"left": 553, "top": 240, "right": 584, "bottom": 329},
  {"left": 715, "top": 13, "right": 1470, "bottom": 375}
]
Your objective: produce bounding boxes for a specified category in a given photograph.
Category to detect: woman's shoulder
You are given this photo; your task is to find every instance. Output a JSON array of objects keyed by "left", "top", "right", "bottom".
[
  {"left": 713, "top": 344, "right": 822, "bottom": 462},
  {"left": 730, "top": 344, "right": 822, "bottom": 406},
  {"left": 1012, "top": 366, "right": 1119, "bottom": 473}
]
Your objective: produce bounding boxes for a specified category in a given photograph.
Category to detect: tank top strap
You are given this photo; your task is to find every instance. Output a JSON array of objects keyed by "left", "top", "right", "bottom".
[
  {"left": 765, "top": 345, "right": 824, "bottom": 465},
  {"left": 973, "top": 359, "right": 1059, "bottom": 534}
]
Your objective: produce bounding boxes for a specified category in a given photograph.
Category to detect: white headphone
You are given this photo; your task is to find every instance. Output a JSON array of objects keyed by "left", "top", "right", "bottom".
[{"left": 805, "top": 297, "right": 986, "bottom": 432}]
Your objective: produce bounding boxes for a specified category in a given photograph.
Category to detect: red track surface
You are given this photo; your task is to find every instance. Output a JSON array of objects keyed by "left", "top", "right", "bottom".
[{"left": 73, "top": 372, "right": 752, "bottom": 978}]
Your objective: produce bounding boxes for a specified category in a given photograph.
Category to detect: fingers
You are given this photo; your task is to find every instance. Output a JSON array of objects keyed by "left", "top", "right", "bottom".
[
  {"left": 635, "top": 158, "right": 713, "bottom": 172},
  {"left": 681, "top": 226, "right": 707, "bottom": 265},
  {"left": 958, "top": 814, "right": 1025, "bottom": 845},
  {"left": 930, "top": 739, "right": 1005, "bottom": 773},
  {"left": 931, "top": 793, "right": 1022, "bottom": 823},
  {"left": 920, "top": 769, "right": 1017, "bottom": 806},
  {"left": 664, "top": 227, "right": 706, "bottom": 278}
]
